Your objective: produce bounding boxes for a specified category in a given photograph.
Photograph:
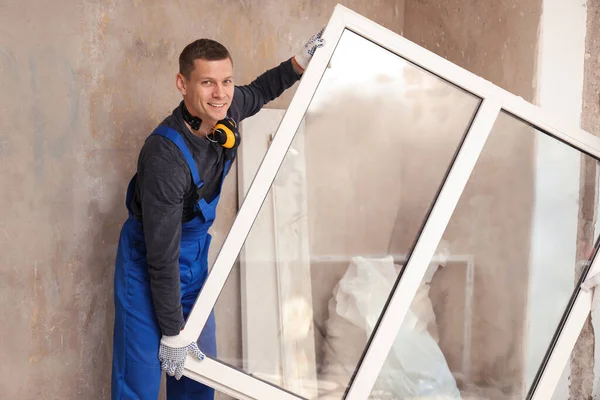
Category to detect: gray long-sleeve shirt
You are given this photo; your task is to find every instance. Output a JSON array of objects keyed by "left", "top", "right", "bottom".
[{"left": 130, "top": 58, "right": 301, "bottom": 336}]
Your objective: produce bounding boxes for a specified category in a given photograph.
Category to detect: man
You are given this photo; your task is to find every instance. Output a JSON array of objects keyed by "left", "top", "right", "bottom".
[{"left": 111, "top": 29, "right": 325, "bottom": 400}]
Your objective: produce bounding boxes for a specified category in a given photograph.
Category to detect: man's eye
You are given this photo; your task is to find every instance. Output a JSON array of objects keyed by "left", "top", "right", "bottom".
[
  {"left": 224, "top": 79, "right": 233, "bottom": 84},
  {"left": 201, "top": 81, "right": 212, "bottom": 86}
]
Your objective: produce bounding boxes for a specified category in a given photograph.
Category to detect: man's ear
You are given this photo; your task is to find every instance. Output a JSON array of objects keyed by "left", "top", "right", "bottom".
[{"left": 176, "top": 73, "right": 187, "bottom": 96}]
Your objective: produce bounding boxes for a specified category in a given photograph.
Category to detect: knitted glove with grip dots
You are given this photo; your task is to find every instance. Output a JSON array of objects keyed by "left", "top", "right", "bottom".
[{"left": 159, "top": 333, "right": 205, "bottom": 380}]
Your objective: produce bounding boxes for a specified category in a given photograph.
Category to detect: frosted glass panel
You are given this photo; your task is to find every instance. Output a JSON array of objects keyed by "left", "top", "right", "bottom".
[
  {"left": 368, "top": 112, "right": 598, "bottom": 400},
  {"left": 212, "top": 29, "right": 480, "bottom": 399}
]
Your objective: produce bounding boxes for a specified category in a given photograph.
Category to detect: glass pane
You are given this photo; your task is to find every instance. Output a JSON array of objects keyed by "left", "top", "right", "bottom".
[
  {"left": 211, "top": 29, "right": 480, "bottom": 399},
  {"left": 368, "top": 111, "right": 599, "bottom": 400}
]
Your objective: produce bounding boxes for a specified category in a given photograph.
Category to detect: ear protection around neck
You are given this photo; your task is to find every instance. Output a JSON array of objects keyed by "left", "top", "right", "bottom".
[
  {"left": 181, "top": 101, "right": 240, "bottom": 150},
  {"left": 209, "top": 117, "right": 241, "bottom": 150}
]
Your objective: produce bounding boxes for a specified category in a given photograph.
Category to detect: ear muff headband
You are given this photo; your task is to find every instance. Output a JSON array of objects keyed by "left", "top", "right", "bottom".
[{"left": 181, "top": 102, "right": 202, "bottom": 131}]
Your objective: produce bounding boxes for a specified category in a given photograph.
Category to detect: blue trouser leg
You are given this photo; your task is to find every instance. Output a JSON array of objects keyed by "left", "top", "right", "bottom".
[
  {"left": 112, "top": 220, "right": 217, "bottom": 400},
  {"left": 166, "top": 244, "right": 217, "bottom": 400},
  {"left": 112, "top": 220, "right": 162, "bottom": 400}
]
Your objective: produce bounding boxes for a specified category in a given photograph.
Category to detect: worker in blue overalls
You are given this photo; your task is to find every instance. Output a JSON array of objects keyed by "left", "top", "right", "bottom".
[{"left": 110, "top": 30, "right": 324, "bottom": 400}]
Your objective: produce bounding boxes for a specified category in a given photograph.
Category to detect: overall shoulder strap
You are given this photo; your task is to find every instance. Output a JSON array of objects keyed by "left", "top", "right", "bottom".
[{"left": 152, "top": 125, "right": 202, "bottom": 188}]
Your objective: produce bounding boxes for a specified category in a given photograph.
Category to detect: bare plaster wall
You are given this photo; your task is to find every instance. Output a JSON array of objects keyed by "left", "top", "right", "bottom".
[
  {"left": 403, "top": 0, "right": 542, "bottom": 99},
  {"left": 0, "top": 1, "right": 403, "bottom": 399}
]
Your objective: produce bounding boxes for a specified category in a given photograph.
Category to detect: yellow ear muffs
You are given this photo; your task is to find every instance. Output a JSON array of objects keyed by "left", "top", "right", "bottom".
[{"left": 211, "top": 118, "right": 241, "bottom": 149}]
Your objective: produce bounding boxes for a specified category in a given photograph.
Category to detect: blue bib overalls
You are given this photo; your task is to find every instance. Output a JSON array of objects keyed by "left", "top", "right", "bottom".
[{"left": 111, "top": 126, "right": 232, "bottom": 399}]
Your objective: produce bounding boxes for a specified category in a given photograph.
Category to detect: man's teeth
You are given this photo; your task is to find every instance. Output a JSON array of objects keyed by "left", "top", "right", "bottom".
[{"left": 209, "top": 103, "right": 225, "bottom": 107}]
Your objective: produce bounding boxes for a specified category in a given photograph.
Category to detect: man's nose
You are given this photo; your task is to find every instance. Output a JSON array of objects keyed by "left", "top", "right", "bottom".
[{"left": 213, "top": 84, "right": 225, "bottom": 98}]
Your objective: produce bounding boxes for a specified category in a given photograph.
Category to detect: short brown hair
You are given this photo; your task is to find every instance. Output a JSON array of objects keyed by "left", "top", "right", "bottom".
[{"left": 179, "top": 39, "right": 232, "bottom": 79}]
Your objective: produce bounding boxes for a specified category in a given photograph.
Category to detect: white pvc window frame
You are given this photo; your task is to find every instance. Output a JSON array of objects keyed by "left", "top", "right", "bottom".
[{"left": 180, "top": 4, "right": 600, "bottom": 399}]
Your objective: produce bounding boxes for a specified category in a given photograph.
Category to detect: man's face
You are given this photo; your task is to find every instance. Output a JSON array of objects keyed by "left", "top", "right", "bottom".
[{"left": 177, "top": 58, "right": 234, "bottom": 127}]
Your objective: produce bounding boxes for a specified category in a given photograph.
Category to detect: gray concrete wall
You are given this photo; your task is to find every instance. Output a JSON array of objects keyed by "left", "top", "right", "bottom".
[
  {"left": 0, "top": 1, "right": 403, "bottom": 399},
  {"left": 402, "top": 0, "right": 542, "bottom": 99}
]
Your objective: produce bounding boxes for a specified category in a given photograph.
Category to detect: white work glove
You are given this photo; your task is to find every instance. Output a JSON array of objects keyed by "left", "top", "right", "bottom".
[
  {"left": 581, "top": 271, "right": 600, "bottom": 312},
  {"left": 159, "top": 332, "right": 205, "bottom": 380},
  {"left": 293, "top": 27, "right": 326, "bottom": 72}
]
